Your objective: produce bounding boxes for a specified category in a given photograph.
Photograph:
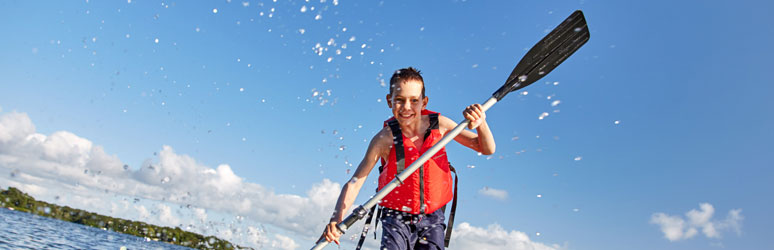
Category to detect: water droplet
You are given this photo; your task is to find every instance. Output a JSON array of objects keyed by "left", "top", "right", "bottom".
[
  {"left": 614, "top": 120, "right": 621, "bottom": 125},
  {"left": 518, "top": 75, "right": 528, "bottom": 82},
  {"left": 154, "top": 38, "right": 159, "bottom": 44},
  {"left": 315, "top": 14, "right": 322, "bottom": 20},
  {"left": 536, "top": 232, "right": 541, "bottom": 236},
  {"left": 212, "top": 8, "right": 218, "bottom": 14},
  {"left": 538, "top": 112, "right": 549, "bottom": 120},
  {"left": 123, "top": 164, "right": 129, "bottom": 170},
  {"left": 537, "top": 194, "right": 542, "bottom": 198},
  {"left": 239, "top": 87, "right": 244, "bottom": 92},
  {"left": 511, "top": 136, "right": 519, "bottom": 141},
  {"left": 521, "top": 91, "right": 528, "bottom": 96},
  {"left": 161, "top": 176, "right": 171, "bottom": 183},
  {"left": 339, "top": 145, "right": 346, "bottom": 151},
  {"left": 300, "top": 6, "right": 307, "bottom": 12},
  {"left": 551, "top": 100, "right": 561, "bottom": 107},
  {"left": 574, "top": 156, "right": 582, "bottom": 161},
  {"left": 467, "top": 165, "right": 475, "bottom": 169},
  {"left": 573, "top": 208, "right": 580, "bottom": 212}
]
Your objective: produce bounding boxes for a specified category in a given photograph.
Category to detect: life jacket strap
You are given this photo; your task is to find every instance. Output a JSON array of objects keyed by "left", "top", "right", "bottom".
[
  {"left": 444, "top": 164, "right": 459, "bottom": 247},
  {"left": 355, "top": 205, "right": 379, "bottom": 250},
  {"left": 387, "top": 119, "right": 405, "bottom": 174}
]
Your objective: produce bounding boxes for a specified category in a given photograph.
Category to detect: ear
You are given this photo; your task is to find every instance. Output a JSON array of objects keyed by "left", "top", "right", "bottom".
[
  {"left": 386, "top": 94, "right": 393, "bottom": 108},
  {"left": 422, "top": 96, "right": 428, "bottom": 110}
]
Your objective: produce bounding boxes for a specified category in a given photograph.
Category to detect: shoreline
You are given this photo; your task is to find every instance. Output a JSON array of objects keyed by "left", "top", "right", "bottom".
[{"left": 0, "top": 187, "right": 251, "bottom": 250}]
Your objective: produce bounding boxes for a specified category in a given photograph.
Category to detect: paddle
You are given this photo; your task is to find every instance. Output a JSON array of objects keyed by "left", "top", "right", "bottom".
[{"left": 312, "top": 10, "right": 590, "bottom": 250}]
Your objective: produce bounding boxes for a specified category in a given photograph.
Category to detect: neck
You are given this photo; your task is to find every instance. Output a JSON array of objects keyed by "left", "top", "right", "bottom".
[{"left": 399, "top": 116, "right": 425, "bottom": 137}]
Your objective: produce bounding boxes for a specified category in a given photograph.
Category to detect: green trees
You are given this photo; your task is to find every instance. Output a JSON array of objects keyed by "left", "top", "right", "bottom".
[{"left": 0, "top": 187, "right": 248, "bottom": 250}]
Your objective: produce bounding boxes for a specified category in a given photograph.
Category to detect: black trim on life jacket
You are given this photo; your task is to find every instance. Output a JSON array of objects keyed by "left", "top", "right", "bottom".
[{"left": 387, "top": 119, "right": 405, "bottom": 174}]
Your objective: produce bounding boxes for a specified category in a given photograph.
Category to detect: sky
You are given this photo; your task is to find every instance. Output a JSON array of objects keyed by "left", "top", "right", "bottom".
[{"left": 1, "top": 0, "right": 772, "bottom": 249}]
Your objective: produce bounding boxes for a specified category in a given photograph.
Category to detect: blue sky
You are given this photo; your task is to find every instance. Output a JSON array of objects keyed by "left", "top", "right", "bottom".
[{"left": 1, "top": 1, "right": 772, "bottom": 249}]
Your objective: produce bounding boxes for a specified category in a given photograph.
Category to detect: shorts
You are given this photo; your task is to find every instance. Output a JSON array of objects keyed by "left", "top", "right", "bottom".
[{"left": 379, "top": 207, "right": 446, "bottom": 250}]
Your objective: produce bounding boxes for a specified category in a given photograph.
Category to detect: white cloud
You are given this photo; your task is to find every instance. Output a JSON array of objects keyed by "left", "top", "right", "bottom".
[
  {"left": 449, "top": 222, "right": 562, "bottom": 250},
  {"left": 0, "top": 112, "right": 35, "bottom": 146},
  {"left": 135, "top": 205, "right": 151, "bottom": 220},
  {"left": 0, "top": 111, "right": 557, "bottom": 250},
  {"left": 156, "top": 203, "right": 181, "bottom": 227},
  {"left": 0, "top": 112, "right": 340, "bottom": 247},
  {"left": 650, "top": 203, "right": 743, "bottom": 242},
  {"left": 271, "top": 234, "right": 300, "bottom": 250},
  {"left": 478, "top": 186, "right": 508, "bottom": 201},
  {"left": 194, "top": 208, "right": 208, "bottom": 222}
]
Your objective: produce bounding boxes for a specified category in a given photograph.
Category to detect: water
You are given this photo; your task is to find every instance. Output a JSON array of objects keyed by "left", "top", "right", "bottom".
[{"left": 0, "top": 208, "right": 193, "bottom": 250}]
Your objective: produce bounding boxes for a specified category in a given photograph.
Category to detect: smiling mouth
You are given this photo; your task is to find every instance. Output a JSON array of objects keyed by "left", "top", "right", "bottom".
[{"left": 399, "top": 114, "right": 414, "bottom": 119}]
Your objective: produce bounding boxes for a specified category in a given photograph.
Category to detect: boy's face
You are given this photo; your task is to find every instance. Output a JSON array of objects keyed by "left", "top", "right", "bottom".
[{"left": 387, "top": 80, "right": 428, "bottom": 126}]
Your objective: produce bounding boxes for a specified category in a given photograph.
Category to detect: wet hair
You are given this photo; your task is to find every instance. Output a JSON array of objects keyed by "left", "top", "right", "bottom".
[{"left": 389, "top": 67, "right": 425, "bottom": 97}]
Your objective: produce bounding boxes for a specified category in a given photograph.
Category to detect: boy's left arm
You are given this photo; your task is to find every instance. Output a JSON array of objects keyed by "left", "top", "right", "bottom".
[{"left": 441, "top": 104, "right": 496, "bottom": 155}]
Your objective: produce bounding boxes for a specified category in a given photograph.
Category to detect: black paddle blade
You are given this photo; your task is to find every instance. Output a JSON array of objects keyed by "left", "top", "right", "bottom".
[{"left": 493, "top": 10, "right": 590, "bottom": 100}]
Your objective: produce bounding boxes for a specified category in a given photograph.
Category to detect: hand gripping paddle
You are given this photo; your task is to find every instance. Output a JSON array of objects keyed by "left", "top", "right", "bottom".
[{"left": 312, "top": 10, "right": 590, "bottom": 250}]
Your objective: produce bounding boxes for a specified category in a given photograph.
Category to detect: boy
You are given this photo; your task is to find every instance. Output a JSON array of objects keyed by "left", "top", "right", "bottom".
[{"left": 322, "top": 67, "right": 495, "bottom": 249}]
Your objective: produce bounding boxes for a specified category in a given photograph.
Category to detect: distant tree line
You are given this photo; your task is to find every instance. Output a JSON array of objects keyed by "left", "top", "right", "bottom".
[{"left": 0, "top": 187, "right": 252, "bottom": 250}]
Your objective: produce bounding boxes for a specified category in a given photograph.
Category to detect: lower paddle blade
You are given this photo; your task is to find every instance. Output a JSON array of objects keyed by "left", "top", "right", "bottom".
[{"left": 494, "top": 10, "right": 590, "bottom": 100}]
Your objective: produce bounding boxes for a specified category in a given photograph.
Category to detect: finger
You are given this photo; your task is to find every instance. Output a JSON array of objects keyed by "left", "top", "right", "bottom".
[
  {"left": 470, "top": 112, "right": 480, "bottom": 120},
  {"left": 473, "top": 105, "right": 483, "bottom": 115}
]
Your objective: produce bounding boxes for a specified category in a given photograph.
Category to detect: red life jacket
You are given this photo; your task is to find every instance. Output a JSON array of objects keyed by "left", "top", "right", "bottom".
[{"left": 377, "top": 109, "right": 454, "bottom": 214}]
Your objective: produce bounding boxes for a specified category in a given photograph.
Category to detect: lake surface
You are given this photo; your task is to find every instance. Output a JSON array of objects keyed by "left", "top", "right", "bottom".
[{"left": 0, "top": 207, "right": 193, "bottom": 250}]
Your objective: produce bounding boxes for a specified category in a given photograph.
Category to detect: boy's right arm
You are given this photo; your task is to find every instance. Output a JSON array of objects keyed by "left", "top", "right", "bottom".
[{"left": 322, "top": 128, "right": 390, "bottom": 243}]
